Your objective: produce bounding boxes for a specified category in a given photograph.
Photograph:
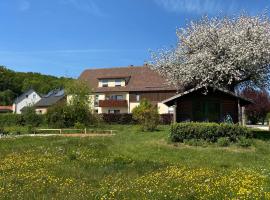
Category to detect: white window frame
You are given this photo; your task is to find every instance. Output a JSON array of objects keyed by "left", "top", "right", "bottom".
[
  {"left": 115, "top": 79, "right": 122, "bottom": 87},
  {"left": 136, "top": 94, "right": 140, "bottom": 102},
  {"left": 102, "top": 80, "right": 108, "bottom": 87}
]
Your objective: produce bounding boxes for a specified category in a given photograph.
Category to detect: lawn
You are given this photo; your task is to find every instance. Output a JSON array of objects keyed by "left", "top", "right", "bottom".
[{"left": 0, "top": 125, "right": 270, "bottom": 199}]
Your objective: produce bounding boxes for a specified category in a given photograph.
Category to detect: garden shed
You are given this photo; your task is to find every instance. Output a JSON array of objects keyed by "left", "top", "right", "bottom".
[{"left": 163, "top": 86, "right": 252, "bottom": 124}]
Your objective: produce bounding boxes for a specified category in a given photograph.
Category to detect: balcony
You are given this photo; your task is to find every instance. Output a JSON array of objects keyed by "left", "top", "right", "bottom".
[{"left": 99, "top": 99, "right": 128, "bottom": 107}]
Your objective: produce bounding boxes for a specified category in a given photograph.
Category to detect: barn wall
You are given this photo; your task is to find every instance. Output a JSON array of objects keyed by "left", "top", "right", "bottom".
[{"left": 175, "top": 90, "right": 239, "bottom": 123}]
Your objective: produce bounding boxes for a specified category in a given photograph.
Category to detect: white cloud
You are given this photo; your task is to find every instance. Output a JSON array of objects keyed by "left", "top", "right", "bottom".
[
  {"left": 61, "top": 0, "right": 106, "bottom": 17},
  {"left": 154, "top": 0, "right": 239, "bottom": 15},
  {"left": 18, "top": 0, "right": 31, "bottom": 12}
]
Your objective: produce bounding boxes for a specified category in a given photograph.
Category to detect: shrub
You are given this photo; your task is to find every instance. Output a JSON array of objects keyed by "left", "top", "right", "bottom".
[
  {"left": 46, "top": 103, "right": 98, "bottom": 128},
  {"left": 237, "top": 136, "right": 252, "bottom": 147},
  {"left": 132, "top": 99, "right": 159, "bottom": 131},
  {"left": 0, "top": 114, "right": 25, "bottom": 126},
  {"left": 217, "top": 137, "right": 230, "bottom": 147},
  {"left": 22, "top": 107, "right": 43, "bottom": 127},
  {"left": 170, "top": 122, "right": 252, "bottom": 143},
  {"left": 74, "top": 122, "right": 86, "bottom": 129},
  {"left": 27, "top": 125, "right": 36, "bottom": 134}
]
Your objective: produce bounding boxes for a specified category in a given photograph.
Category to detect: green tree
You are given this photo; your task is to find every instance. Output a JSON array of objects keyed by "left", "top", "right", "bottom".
[
  {"left": 65, "top": 80, "right": 93, "bottom": 107},
  {"left": 132, "top": 99, "right": 159, "bottom": 131},
  {"left": 46, "top": 80, "right": 97, "bottom": 128},
  {"left": 22, "top": 107, "right": 43, "bottom": 127}
]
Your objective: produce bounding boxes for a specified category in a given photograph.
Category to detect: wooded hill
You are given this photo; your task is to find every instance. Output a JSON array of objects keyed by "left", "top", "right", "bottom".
[{"left": 0, "top": 66, "right": 73, "bottom": 105}]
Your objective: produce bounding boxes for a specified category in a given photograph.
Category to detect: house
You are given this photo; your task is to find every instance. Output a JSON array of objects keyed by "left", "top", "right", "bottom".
[
  {"left": 162, "top": 86, "right": 252, "bottom": 124},
  {"left": 34, "top": 89, "right": 66, "bottom": 114},
  {"left": 79, "top": 65, "right": 177, "bottom": 114},
  {"left": 0, "top": 106, "right": 13, "bottom": 113},
  {"left": 13, "top": 89, "right": 41, "bottom": 114}
]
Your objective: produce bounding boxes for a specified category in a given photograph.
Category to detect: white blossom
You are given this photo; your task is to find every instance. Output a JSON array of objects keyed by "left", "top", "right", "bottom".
[{"left": 150, "top": 13, "right": 270, "bottom": 92}]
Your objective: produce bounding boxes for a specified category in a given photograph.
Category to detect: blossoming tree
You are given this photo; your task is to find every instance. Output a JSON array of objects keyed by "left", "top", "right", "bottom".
[{"left": 150, "top": 13, "right": 270, "bottom": 92}]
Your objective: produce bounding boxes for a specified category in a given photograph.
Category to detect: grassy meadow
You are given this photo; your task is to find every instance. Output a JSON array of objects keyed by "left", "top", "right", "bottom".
[{"left": 0, "top": 125, "right": 270, "bottom": 199}]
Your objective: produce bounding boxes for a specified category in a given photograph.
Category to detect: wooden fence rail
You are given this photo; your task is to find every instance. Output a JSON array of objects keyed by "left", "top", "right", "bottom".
[{"left": 36, "top": 128, "right": 116, "bottom": 135}]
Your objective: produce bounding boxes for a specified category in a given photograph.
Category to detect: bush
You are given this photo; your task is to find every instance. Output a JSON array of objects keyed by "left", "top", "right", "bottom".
[
  {"left": 132, "top": 99, "right": 160, "bottom": 131},
  {"left": 100, "top": 114, "right": 134, "bottom": 124},
  {"left": 170, "top": 122, "right": 252, "bottom": 143},
  {"left": 160, "top": 114, "right": 173, "bottom": 125},
  {"left": 0, "top": 114, "right": 25, "bottom": 126},
  {"left": 22, "top": 107, "right": 43, "bottom": 127},
  {"left": 46, "top": 103, "right": 98, "bottom": 128},
  {"left": 237, "top": 136, "right": 252, "bottom": 147},
  {"left": 217, "top": 137, "right": 230, "bottom": 147}
]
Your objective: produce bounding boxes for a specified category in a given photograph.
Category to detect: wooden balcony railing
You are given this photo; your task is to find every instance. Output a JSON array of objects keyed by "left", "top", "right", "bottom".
[{"left": 99, "top": 100, "right": 128, "bottom": 107}]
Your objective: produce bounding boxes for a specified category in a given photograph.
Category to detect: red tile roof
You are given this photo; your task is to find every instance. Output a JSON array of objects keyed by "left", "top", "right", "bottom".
[{"left": 79, "top": 65, "right": 176, "bottom": 92}]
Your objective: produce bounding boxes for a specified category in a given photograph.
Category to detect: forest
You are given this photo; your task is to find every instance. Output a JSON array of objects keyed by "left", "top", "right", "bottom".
[{"left": 0, "top": 66, "right": 72, "bottom": 105}]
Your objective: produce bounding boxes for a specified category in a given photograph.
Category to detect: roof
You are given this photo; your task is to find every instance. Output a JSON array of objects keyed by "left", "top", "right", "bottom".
[
  {"left": 162, "top": 86, "right": 253, "bottom": 106},
  {"left": 14, "top": 89, "right": 39, "bottom": 104},
  {"left": 0, "top": 106, "right": 13, "bottom": 111},
  {"left": 34, "top": 89, "right": 65, "bottom": 108},
  {"left": 79, "top": 65, "right": 176, "bottom": 92}
]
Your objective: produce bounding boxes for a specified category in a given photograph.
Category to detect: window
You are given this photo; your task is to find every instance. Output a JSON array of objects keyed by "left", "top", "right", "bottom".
[
  {"left": 108, "top": 110, "right": 120, "bottom": 114},
  {"left": 94, "top": 95, "right": 99, "bottom": 106},
  {"left": 102, "top": 80, "right": 108, "bottom": 87},
  {"left": 136, "top": 94, "right": 140, "bottom": 102},
  {"left": 33, "top": 94, "right": 36, "bottom": 99},
  {"left": 115, "top": 79, "right": 122, "bottom": 87},
  {"left": 109, "top": 95, "right": 123, "bottom": 100},
  {"left": 26, "top": 95, "right": 29, "bottom": 98}
]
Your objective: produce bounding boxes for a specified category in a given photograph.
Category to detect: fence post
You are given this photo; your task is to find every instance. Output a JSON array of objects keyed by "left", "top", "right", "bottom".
[{"left": 85, "top": 128, "right": 87, "bottom": 134}]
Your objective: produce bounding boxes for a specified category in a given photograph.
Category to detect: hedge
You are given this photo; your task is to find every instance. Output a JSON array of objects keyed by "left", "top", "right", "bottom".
[
  {"left": 0, "top": 114, "right": 25, "bottom": 126},
  {"left": 100, "top": 114, "right": 134, "bottom": 124},
  {"left": 170, "top": 122, "right": 253, "bottom": 143},
  {"left": 100, "top": 113, "right": 173, "bottom": 125}
]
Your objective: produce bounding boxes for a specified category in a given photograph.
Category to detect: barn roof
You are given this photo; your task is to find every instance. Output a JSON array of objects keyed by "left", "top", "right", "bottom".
[{"left": 162, "top": 86, "right": 253, "bottom": 106}]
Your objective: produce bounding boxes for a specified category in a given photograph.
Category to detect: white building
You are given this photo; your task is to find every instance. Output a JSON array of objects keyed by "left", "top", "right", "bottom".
[{"left": 13, "top": 89, "right": 41, "bottom": 114}]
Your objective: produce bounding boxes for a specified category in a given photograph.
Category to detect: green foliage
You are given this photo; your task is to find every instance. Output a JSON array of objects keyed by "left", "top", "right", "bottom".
[
  {"left": 0, "top": 114, "right": 25, "bottom": 126},
  {"left": 46, "top": 103, "right": 97, "bottom": 128},
  {"left": 65, "top": 79, "right": 92, "bottom": 107},
  {"left": 0, "top": 66, "right": 72, "bottom": 105},
  {"left": 22, "top": 107, "right": 43, "bottom": 127},
  {"left": 46, "top": 80, "right": 97, "bottom": 128},
  {"left": 217, "top": 137, "right": 230, "bottom": 147},
  {"left": 184, "top": 139, "right": 207, "bottom": 147},
  {"left": 74, "top": 122, "right": 86, "bottom": 129},
  {"left": 237, "top": 136, "right": 252, "bottom": 147},
  {"left": 132, "top": 99, "right": 159, "bottom": 131},
  {"left": 170, "top": 122, "right": 252, "bottom": 143}
]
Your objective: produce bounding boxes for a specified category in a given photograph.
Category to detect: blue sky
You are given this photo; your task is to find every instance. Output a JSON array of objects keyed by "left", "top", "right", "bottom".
[{"left": 1, "top": 0, "right": 270, "bottom": 78}]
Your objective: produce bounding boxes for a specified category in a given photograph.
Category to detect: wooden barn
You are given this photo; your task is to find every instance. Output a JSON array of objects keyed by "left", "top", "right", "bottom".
[{"left": 162, "top": 86, "right": 252, "bottom": 124}]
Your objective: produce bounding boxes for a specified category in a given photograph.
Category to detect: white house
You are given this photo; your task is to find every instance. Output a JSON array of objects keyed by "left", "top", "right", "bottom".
[{"left": 13, "top": 89, "right": 41, "bottom": 114}]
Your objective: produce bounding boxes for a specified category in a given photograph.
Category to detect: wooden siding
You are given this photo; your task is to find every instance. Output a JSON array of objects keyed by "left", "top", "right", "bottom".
[
  {"left": 129, "top": 91, "right": 176, "bottom": 103},
  {"left": 175, "top": 90, "right": 239, "bottom": 123}
]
